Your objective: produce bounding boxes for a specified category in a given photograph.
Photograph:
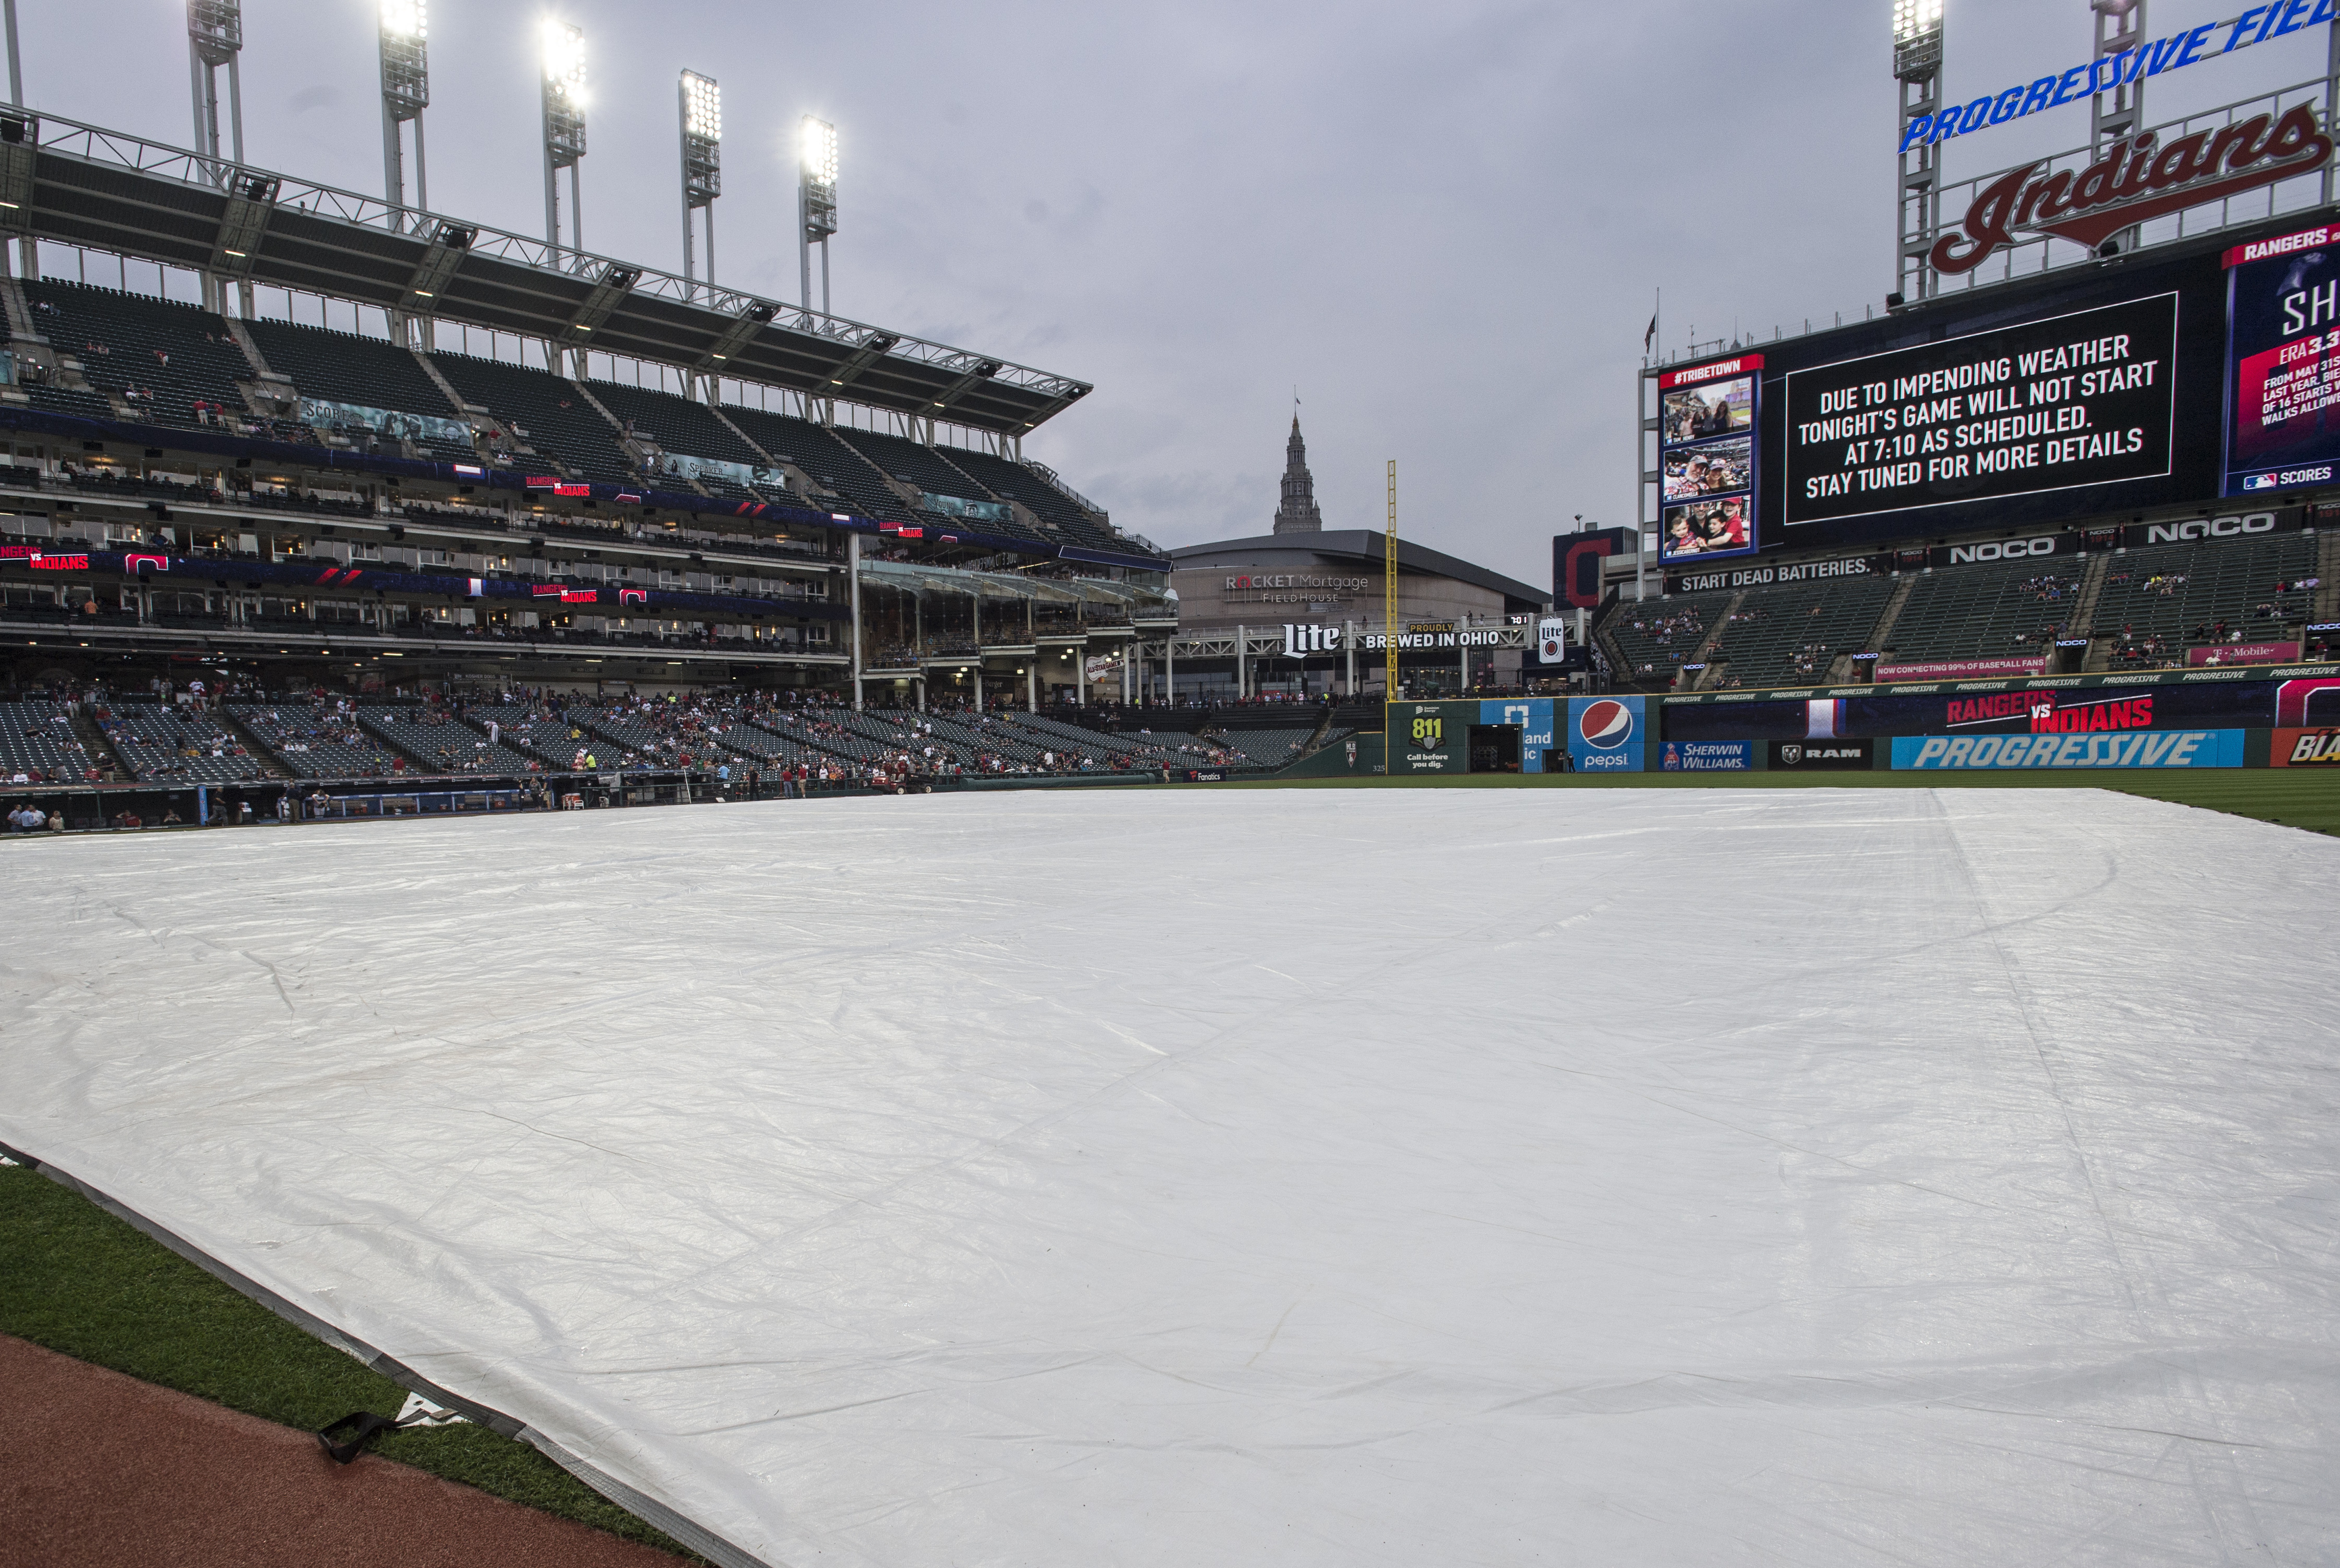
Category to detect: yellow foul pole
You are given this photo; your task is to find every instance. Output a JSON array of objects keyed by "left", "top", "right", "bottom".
[{"left": 1383, "top": 459, "right": 1397, "bottom": 707}]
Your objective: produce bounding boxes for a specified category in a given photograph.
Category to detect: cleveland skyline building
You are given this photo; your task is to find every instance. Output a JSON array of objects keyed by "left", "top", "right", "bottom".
[{"left": 1272, "top": 416, "right": 1325, "bottom": 534}]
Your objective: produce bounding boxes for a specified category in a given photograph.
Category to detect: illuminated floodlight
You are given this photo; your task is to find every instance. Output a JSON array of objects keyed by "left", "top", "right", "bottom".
[
  {"left": 1892, "top": 0, "right": 1942, "bottom": 43},
  {"left": 542, "top": 20, "right": 585, "bottom": 104},
  {"left": 802, "top": 115, "right": 837, "bottom": 193},
  {"left": 380, "top": 0, "right": 426, "bottom": 41},
  {"left": 683, "top": 70, "right": 720, "bottom": 142}
]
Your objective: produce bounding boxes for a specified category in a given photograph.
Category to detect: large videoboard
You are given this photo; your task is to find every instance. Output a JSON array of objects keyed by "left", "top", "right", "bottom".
[
  {"left": 1782, "top": 295, "right": 2177, "bottom": 524},
  {"left": 1691, "top": 210, "right": 2330, "bottom": 557}
]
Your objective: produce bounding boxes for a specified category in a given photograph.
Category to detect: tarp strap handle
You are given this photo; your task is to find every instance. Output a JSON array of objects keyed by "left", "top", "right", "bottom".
[{"left": 315, "top": 1410, "right": 405, "bottom": 1465}]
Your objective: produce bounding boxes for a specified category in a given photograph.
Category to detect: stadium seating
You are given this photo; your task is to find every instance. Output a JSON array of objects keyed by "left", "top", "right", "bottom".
[
  {"left": 1704, "top": 575, "right": 1895, "bottom": 687},
  {"left": 425, "top": 352, "right": 631, "bottom": 482},
  {"left": 583, "top": 381, "right": 773, "bottom": 501},
  {"left": 1882, "top": 559, "right": 2086, "bottom": 665},
  {"left": 97, "top": 702, "right": 267, "bottom": 782},
  {"left": 0, "top": 701, "right": 102, "bottom": 780},
  {"left": 244, "top": 319, "right": 476, "bottom": 464},
  {"left": 2092, "top": 533, "right": 2323, "bottom": 666},
  {"left": 716, "top": 405, "right": 921, "bottom": 524},
  {"left": 940, "top": 446, "right": 1121, "bottom": 551},
  {"left": 359, "top": 708, "right": 537, "bottom": 774},
  {"left": 229, "top": 703, "right": 407, "bottom": 778},
  {"left": 1209, "top": 727, "right": 1317, "bottom": 767},
  {"left": 1608, "top": 592, "right": 1727, "bottom": 680},
  {"left": 17, "top": 279, "right": 254, "bottom": 431}
]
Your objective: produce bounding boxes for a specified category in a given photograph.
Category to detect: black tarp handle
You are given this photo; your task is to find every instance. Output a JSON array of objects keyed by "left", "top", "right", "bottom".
[{"left": 315, "top": 1409, "right": 404, "bottom": 1465}]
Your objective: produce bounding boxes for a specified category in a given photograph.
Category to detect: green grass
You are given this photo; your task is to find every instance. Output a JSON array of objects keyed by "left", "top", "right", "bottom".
[
  {"left": 0, "top": 1160, "right": 700, "bottom": 1560},
  {"left": 1224, "top": 767, "right": 2340, "bottom": 835}
]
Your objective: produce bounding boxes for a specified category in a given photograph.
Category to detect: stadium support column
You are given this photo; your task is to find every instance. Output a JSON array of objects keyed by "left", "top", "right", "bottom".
[
  {"left": 847, "top": 531, "right": 864, "bottom": 713},
  {"left": 1236, "top": 623, "right": 1246, "bottom": 699},
  {"left": 1026, "top": 660, "right": 1036, "bottom": 713},
  {"left": 1165, "top": 635, "right": 1175, "bottom": 705},
  {"left": 1344, "top": 620, "right": 1355, "bottom": 696}
]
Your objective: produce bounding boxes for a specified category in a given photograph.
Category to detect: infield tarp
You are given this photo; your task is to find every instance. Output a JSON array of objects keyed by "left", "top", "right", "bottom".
[{"left": 3, "top": 789, "right": 2337, "bottom": 1565}]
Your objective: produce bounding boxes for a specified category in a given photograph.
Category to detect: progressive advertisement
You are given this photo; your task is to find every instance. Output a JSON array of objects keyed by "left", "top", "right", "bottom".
[
  {"left": 1891, "top": 730, "right": 2247, "bottom": 769},
  {"left": 1657, "top": 357, "right": 1760, "bottom": 564},
  {"left": 2224, "top": 222, "right": 2340, "bottom": 495},
  {"left": 1782, "top": 294, "right": 2177, "bottom": 526}
]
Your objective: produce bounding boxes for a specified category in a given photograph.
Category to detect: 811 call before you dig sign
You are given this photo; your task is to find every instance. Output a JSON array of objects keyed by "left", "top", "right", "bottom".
[{"left": 1782, "top": 293, "right": 2177, "bottom": 526}]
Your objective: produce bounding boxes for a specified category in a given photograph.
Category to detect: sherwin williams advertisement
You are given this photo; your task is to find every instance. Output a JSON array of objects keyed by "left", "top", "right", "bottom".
[{"left": 1891, "top": 730, "right": 2246, "bottom": 770}]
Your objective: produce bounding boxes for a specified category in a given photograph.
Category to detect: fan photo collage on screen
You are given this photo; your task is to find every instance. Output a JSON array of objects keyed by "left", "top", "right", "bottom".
[{"left": 1658, "top": 359, "right": 1761, "bottom": 563}]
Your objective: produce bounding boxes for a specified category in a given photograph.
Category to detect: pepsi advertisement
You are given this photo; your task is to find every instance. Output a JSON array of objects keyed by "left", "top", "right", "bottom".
[
  {"left": 1567, "top": 696, "right": 1645, "bottom": 772},
  {"left": 2224, "top": 223, "right": 2340, "bottom": 496}
]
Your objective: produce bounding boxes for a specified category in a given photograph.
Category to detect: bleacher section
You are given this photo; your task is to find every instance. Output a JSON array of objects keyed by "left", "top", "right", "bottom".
[
  {"left": 941, "top": 446, "right": 1118, "bottom": 551},
  {"left": 489, "top": 712, "right": 598, "bottom": 769},
  {"left": 568, "top": 704, "right": 747, "bottom": 769},
  {"left": 359, "top": 708, "right": 536, "bottom": 774},
  {"left": 1883, "top": 559, "right": 2086, "bottom": 666},
  {"left": 584, "top": 381, "right": 775, "bottom": 501},
  {"left": 427, "top": 352, "right": 630, "bottom": 482},
  {"left": 718, "top": 405, "right": 919, "bottom": 524},
  {"left": 18, "top": 279, "right": 255, "bottom": 433},
  {"left": 840, "top": 430, "right": 1044, "bottom": 544},
  {"left": 1211, "top": 728, "right": 1318, "bottom": 768},
  {"left": 2092, "top": 534, "right": 2322, "bottom": 665},
  {"left": 1705, "top": 576, "right": 1895, "bottom": 687},
  {"left": 97, "top": 703, "right": 267, "bottom": 782},
  {"left": 230, "top": 703, "right": 407, "bottom": 778},
  {"left": 244, "top": 320, "right": 476, "bottom": 464},
  {"left": 0, "top": 701, "right": 101, "bottom": 780},
  {"left": 1608, "top": 593, "right": 1726, "bottom": 681}
]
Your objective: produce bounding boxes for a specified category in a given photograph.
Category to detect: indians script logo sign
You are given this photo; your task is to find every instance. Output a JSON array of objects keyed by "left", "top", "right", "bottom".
[
  {"left": 1933, "top": 105, "right": 2333, "bottom": 276},
  {"left": 1411, "top": 715, "right": 1444, "bottom": 748}
]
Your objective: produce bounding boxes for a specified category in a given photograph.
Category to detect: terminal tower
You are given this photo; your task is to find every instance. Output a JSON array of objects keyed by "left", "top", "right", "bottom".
[{"left": 1272, "top": 415, "right": 1325, "bottom": 534}]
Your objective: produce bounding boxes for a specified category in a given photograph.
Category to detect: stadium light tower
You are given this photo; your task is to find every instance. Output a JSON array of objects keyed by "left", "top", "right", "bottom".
[
  {"left": 1893, "top": 0, "right": 1944, "bottom": 305},
  {"left": 679, "top": 70, "right": 720, "bottom": 302},
  {"left": 799, "top": 115, "right": 837, "bottom": 315},
  {"left": 379, "top": 0, "right": 429, "bottom": 233},
  {"left": 186, "top": 0, "right": 245, "bottom": 178},
  {"left": 2090, "top": 0, "right": 2145, "bottom": 255},
  {"left": 540, "top": 20, "right": 586, "bottom": 260}
]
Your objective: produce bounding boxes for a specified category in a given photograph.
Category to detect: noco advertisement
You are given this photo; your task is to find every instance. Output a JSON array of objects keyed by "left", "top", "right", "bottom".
[{"left": 1659, "top": 211, "right": 2340, "bottom": 555}]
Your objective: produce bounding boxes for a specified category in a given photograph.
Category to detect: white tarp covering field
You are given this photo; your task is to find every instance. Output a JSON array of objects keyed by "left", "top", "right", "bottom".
[{"left": 3, "top": 787, "right": 2338, "bottom": 1565}]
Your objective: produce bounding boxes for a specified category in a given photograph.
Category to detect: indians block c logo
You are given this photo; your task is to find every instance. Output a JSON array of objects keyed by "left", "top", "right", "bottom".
[{"left": 1411, "top": 715, "right": 1443, "bottom": 747}]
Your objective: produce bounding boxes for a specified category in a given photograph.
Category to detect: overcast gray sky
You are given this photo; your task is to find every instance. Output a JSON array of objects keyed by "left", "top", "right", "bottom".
[{"left": 16, "top": 2, "right": 2330, "bottom": 586}]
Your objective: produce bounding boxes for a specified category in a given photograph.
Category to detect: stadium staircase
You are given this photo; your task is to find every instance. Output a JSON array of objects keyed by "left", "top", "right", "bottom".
[
  {"left": 2318, "top": 529, "right": 2340, "bottom": 624},
  {"left": 411, "top": 349, "right": 481, "bottom": 428},
  {"left": 2066, "top": 553, "right": 2114, "bottom": 670},
  {"left": 1855, "top": 574, "right": 1917, "bottom": 672},
  {"left": 71, "top": 705, "right": 130, "bottom": 780},
  {"left": 1683, "top": 592, "right": 1744, "bottom": 688}
]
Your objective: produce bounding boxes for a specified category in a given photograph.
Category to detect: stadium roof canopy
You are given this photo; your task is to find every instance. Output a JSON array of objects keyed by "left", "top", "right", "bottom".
[
  {"left": 0, "top": 111, "right": 1090, "bottom": 438},
  {"left": 1168, "top": 530, "right": 1551, "bottom": 611}
]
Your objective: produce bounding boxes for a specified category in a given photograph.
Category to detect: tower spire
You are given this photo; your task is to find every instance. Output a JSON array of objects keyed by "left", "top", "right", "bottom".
[{"left": 1273, "top": 412, "right": 1324, "bottom": 534}]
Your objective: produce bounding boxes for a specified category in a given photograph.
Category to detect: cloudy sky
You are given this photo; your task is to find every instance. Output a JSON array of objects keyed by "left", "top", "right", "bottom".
[{"left": 16, "top": 2, "right": 2329, "bottom": 585}]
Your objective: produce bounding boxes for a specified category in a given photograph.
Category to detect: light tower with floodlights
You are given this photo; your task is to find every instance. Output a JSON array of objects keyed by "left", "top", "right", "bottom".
[
  {"left": 379, "top": 0, "right": 429, "bottom": 234},
  {"left": 679, "top": 70, "right": 719, "bottom": 303},
  {"left": 800, "top": 115, "right": 837, "bottom": 315},
  {"left": 1892, "top": 0, "right": 1943, "bottom": 305},
  {"left": 541, "top": 20, "right": 586, "bottom": 261}
]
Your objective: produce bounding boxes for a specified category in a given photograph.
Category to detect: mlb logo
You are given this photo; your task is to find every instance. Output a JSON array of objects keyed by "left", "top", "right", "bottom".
[{"left": 2244, "top": 473, "right": 2277, "bottom": 491}]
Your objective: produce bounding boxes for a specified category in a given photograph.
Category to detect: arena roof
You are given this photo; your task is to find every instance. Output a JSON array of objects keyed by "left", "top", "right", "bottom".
[
  {"left": 0, "top": 111, "right": 1090, "bottom": 438},
  {"left": 1167, "top": 530, "right": 1550, "bottom": 611}
]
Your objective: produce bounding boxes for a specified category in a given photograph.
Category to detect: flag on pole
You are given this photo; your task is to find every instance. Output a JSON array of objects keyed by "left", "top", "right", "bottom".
[{"left": 1644, "top": 314, "right": 1658, "bottom": 351}]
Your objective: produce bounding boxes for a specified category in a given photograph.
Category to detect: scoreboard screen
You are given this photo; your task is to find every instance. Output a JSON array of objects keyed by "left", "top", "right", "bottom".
[
  {"left": 1782, "top": 294, "right": 2177, "bottom": 526},
  {"left": 1676, "top": 210, "right": 2337, "bottom": 557}
]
